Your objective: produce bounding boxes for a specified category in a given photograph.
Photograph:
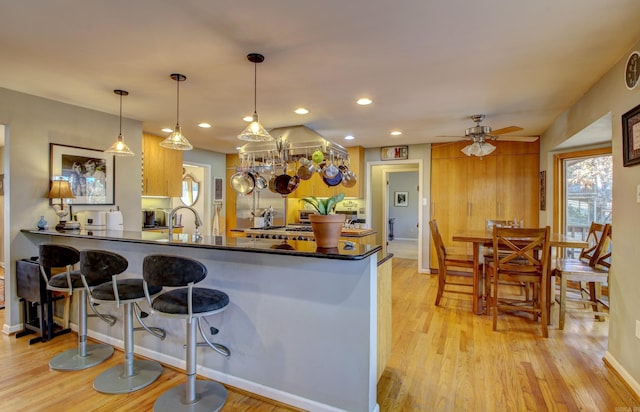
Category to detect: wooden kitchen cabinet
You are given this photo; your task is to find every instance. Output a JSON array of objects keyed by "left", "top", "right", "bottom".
[
  {"left": 430, "top": 140, "right": 539, "bottom": 269},
  {"left": 142, "top": 133, "right": 183, "bottom": 197}
]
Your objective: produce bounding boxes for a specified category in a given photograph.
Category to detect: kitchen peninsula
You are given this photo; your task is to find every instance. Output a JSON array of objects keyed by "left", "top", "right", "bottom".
[{"left": 20, "top": 228, "right": 384, "bottom": 412}]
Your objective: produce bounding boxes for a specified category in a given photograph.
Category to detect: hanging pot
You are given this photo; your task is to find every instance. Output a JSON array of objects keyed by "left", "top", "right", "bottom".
[
  {"left": 274, "top": 173, "right": 293, "bottom": 195},
  {"left": 230, "top": 171, "right": 255, "bottom": 195},
  {"left": 322, "top": 170, "right": 343, "bottom": 187},
  {"left": 297, "top": 158, "right": 315, "bottom": 180},
  {"left": 251, "top": 171, "right": 268, "bottom": 191},
  {"left": 268, "top": 175, "right": 278, "bottom": 194}
]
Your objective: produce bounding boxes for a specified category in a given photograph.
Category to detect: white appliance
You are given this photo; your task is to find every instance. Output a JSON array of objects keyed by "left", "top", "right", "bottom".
[
  {"left": 79, "top": 210, "right": 106, "bottom": 229},
  {"left": 106, "top": 210, "right": 123, "bottom": 230}
]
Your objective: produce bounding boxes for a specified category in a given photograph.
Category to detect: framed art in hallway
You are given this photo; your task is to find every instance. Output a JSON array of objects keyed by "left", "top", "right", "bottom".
[{"left": 394, "top": 191, "right": 408, "bottom": 207}]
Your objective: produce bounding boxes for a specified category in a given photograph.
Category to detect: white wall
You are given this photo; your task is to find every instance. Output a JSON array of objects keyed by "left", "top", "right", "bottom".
[
  {"left": 0, "top": 87, "right": 143, "bottom": 330},
  {"left": 540, "top": 43, "right": 640, "bottom": 394}
]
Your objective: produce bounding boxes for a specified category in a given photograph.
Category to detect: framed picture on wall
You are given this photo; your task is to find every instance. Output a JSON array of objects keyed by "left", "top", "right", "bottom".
[
  {"left": 394, "top": 191, "right": 408, "bottom": 207},
  {"left": 50, "top": 143, "right": 115, "bottom": 205},
  {"left": 622, "top": 103, "right": 640, "bottom": 167},
  {"left": 381, "top": 146, "right": 408, "bottom": 160}
]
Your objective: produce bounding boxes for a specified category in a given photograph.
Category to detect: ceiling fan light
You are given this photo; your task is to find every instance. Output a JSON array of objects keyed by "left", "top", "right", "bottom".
[
  {"left": 238, "top": 112, "right": 273, "bottom": 142},
  {"left": 478, "top": 141, "right": 496, "bottom": 156}
]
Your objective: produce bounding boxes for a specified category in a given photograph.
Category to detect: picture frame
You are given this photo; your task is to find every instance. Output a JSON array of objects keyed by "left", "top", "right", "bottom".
[
  {"left": 622, "top": 103, "right": 640, "bottom": 167},
  {"left": 539, "top": 170, "right": 546, "bottom": 211},
  {"left": 394, "top": 191, "right": 408, "bottom": 207},
  {"left": 381, "top": 145, "right": 408, "bottom": 160},
  {"left": 50, "top": 143, "right": 115, "bottom": 205}
]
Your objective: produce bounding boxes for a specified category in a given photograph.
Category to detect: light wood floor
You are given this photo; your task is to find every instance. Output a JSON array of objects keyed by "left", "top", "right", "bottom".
[{"left": 1, "top": 258, "right": 638, "bottom": 411}]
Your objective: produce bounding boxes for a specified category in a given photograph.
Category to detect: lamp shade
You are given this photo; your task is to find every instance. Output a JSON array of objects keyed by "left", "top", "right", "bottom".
[
  {"left": 48, "top": 180, "right": 75, "bottom": 199},
  {"left": 461, "top": 141, "right": 496, "bottom": 157},
  {"left": 238, "top": 112, "right": 272, "bottom": 142}
]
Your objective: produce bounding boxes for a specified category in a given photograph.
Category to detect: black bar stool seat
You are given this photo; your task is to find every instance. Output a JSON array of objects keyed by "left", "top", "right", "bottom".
[
  {"left": 143, "top": 254, "right": 230, "bottom": 412},
  {"left": 82, "top": 249, "right": 165, "bottom": 394},
  {"left": 39, "top": 244, "right": 114, "bottom": 370}
]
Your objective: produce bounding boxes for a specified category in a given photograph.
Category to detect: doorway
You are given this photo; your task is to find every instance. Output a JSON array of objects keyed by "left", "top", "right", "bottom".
[
  {"left": 386, "top": 171, "right": 419, "bottom": 260},
  {"left": 367, "top": 159, "right": 426, "bottom": 272}
]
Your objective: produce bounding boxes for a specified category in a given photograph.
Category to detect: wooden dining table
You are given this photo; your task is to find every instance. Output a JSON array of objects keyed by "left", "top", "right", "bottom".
[{"left": 452, "top": 229, "right": 588, "bottom": 315}]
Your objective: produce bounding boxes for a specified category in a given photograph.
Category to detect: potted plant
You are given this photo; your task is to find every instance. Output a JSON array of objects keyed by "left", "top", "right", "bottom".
[{"left": 301, "top": 193, "right": 345, "bottom": 248}]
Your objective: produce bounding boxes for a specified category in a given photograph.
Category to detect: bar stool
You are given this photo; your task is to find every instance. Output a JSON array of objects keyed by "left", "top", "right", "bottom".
[
  {"left": 143, "top": 254, "right": 230, "bottom": 412},
  {"left": 81, "top": 249, "right": 166, "bottom": 393},
  {"left": 39, "top": 244, "right": 115, "bottom": 370}
]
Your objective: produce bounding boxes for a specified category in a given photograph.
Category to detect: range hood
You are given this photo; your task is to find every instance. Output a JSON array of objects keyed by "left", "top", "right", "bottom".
[{"left": 238, "top": 125, "right": 348, "bottom": 159}]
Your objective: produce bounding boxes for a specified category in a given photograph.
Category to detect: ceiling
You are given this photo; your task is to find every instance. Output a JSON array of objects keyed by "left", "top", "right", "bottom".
[{"left": 1, "top": 1, "right": 639, "bottom": 154}]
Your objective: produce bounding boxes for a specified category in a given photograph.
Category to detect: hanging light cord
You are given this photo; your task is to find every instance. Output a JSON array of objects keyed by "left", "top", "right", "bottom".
[
  {"left": 253, "top": 60, "right": 257, "bottom": 114},
  {"left": 175, "top": 77, "right": 181, "bottom": 127},
  {"left": 118, "top": 93, "right": 123, "bottom": 136}
]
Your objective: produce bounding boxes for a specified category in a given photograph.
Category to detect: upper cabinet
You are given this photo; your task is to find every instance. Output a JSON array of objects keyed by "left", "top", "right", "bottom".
[{"left": 142, "top": 133, "right": 183, "bottom": 197}]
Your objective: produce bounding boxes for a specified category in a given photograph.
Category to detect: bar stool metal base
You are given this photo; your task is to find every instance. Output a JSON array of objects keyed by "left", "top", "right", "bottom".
[
  {"left": 153, "top": 381, "right": 227, "bottom": 412},
  {"left": 93, "top": 359, "right": 162, "bottom": 394},
  {"left": 49, "top": 344, "right": 114, "bottom": 371}
]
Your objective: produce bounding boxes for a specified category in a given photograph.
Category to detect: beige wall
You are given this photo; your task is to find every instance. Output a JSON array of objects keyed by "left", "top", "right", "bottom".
[
  {"left": 0, "top": 87, "right": 143, "bottom": 331},
  {"left": 540, "top": 43, "right": 640, "bottom": 393}
]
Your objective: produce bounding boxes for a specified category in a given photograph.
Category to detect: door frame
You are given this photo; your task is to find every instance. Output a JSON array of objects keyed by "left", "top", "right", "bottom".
[{"left": 367, "top": 159, "right": 425, "bottom": 272}]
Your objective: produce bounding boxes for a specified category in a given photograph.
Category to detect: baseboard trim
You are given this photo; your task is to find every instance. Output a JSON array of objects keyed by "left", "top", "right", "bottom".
[
  {"left": 603, "top": 351, "right": 640, "bottom": 402},
  {"left": 87, "top": 328, "right": 369, "bottom": 412}
]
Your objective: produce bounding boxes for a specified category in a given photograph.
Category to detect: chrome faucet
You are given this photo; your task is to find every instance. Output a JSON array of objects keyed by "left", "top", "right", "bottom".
[{"left": 168, "top": 206, "right": 203, "bottom": 239}]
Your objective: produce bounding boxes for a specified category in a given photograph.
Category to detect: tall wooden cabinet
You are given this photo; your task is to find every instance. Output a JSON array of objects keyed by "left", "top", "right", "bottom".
[
  {"left": 142, "top": 133, "right": 183, "bottom": 197},
  {"left": 430, "top": 140, "right": 539, "bottom": 267}
]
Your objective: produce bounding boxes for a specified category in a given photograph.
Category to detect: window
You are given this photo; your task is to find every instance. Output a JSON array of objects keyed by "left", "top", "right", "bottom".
[{"left": 556, "top": 148, "right": 612, "bottom": 258}]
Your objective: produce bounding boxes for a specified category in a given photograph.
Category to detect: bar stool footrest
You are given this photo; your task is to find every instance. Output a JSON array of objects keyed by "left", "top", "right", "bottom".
[{"left": 153, "top": 380, "right": 227, "bottom": 412}]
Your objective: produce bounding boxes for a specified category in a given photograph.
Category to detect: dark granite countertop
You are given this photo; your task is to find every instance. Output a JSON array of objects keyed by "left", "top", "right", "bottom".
[{"left": 22, "top": 228, "right": 382, "bottom": 261}]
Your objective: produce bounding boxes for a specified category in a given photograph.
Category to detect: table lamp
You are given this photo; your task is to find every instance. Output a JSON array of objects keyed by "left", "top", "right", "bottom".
[{"left": 48, "top": 179, "right": 75, "bottom": 230}]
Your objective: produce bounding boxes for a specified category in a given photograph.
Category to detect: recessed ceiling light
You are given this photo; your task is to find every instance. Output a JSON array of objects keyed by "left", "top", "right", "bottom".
[
  {"left": 390, "top": 131, "right": 402, "bottom": 136},
  {"left": 161, "top": 128, "right": 173, "bottom": 133},
  {"left": 356, "top": 98, "right": 372, "bottom": 105},
  {"left": 198, "top": 123, "right": 212, "bottom": 128},
  {"left": 294, "top": 107, "right": 309, "bottom": 115},
  {"left": 242, "top": 115, "right": 253, "bottom": 122},
  {"left": 345, "top": 135, "right": 355, "bottom": 140}
]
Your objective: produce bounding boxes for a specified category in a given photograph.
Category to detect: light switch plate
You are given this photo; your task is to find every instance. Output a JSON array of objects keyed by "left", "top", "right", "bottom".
[
  {"left": 637, "top": 184, "right": 640, "bottom": 203},
  {"left": 636, "top": 320, "right": 640, "bottom": 340}
]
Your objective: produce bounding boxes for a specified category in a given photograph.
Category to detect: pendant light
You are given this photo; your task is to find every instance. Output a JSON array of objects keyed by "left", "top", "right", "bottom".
[
  {"left": 238, "top": 53, "right": 273, "bottom": 142},
  {"left": 160, "top": 73, "right": 193, "bottom": 150},
  {"left": 105, "top": 89, "right": 135, "bottom": 156}
]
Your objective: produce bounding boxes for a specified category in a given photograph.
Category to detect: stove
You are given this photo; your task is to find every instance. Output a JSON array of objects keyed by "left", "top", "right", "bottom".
[
  {"left": 285, "top": 225, "right": 313, "bottom": 232},
  {"left": 244, "top": 225, "right": 315, "bottom": 241}
]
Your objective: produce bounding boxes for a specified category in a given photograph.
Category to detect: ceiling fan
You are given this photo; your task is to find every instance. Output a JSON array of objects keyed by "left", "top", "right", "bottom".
[{"left": 439, "top": 114, "right": 539, "bottom": 157}]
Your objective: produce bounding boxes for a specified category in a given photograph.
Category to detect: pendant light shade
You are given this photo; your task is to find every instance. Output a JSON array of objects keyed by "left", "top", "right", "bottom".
[
  {"left": 105, "top": 89, "right": 135, "bottom": 156},
  {"left": 160, "top": 73, "right": 193, "bottom": 150},
  {"left": 461, "top": 140, "right": 496, "bottom": 157},
  {"left": 238, "top": 53, "right": 273, "bottom": 142}
]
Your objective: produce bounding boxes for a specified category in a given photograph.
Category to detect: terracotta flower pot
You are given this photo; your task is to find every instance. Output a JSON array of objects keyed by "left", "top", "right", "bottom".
[{"left": 309, "top": 214, "right": 345, "bottom": 249}]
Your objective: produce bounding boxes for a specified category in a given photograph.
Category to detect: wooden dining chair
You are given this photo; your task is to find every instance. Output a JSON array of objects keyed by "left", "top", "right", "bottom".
[
  {"left": 486, "top": 226, "right": 551, "bottom": 337},
  {"left": 555, "top": 224, "right": 611, "bottom": 329},
  {"left": 553, "top": 222, "right": 607, "bottom": 301},
  {"left": 429, "top": 219, "right": 478, "bottom": 307}
]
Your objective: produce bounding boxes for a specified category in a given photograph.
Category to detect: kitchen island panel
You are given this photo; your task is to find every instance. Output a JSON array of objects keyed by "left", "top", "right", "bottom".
[{"left": 22, "top": 231, "right": 379, "bottom": 412}]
